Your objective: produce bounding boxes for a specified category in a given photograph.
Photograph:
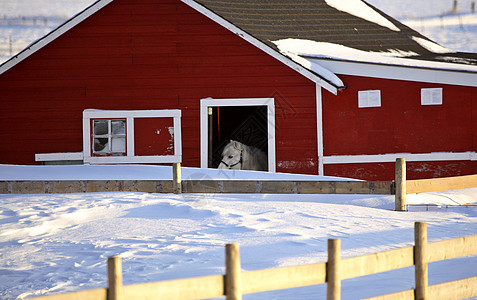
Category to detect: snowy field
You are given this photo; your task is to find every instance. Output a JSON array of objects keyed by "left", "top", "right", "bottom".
[
  {"left": 1, "top": 165, "right": 477, "bottom": 299},
  {"left": 1, "top": 0, "right": 477, "bottom": 64}
]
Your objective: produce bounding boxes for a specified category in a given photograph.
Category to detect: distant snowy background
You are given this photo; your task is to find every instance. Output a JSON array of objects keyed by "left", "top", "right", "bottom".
[{"left": 1, "top": 0, "right": 477, "bottom": 64}]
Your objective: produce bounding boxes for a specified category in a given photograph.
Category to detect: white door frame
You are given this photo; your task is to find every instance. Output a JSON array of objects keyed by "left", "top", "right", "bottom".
[{"left": 200, "top": 97, "right": 276, "bottom": 172}]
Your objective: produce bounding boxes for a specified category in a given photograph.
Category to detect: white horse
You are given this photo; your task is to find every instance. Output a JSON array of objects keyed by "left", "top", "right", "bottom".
[{"left": 218, "top": 140, "right": 268, "bottom": 171}]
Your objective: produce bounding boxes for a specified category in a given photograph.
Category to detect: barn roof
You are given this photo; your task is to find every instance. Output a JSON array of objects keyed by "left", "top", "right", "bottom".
[
  {"left": 187, "top": 0, "right": 477, "bottom": 72},
  {"left": 1, "top": 0, "right": 477, "bottom": 92}
]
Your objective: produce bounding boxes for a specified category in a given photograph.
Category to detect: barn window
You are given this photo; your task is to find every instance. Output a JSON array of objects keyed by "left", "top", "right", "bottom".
[
  {"left": 83, "top": 109, "right": 182, "bottom": 164},
  {"left": 421, "top": 88, "right": 443, "bottom": 105},
  {"left": 92, "top": 119, "right": 126, "bottom": 155},
  {"left": 358, "top": 90, "right": 381, "bottom": 108}
]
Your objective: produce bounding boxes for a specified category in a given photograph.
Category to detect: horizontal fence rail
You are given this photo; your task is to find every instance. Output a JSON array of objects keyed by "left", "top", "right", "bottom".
[
  {"left": 407, "top": 174, "right": 477, "bottom": 194},
  {"left": 0, "top": 179, "right": 394, "bottom": 195},
  {"left": 31, "top": 222, "right": 477, "bottom": 300}
]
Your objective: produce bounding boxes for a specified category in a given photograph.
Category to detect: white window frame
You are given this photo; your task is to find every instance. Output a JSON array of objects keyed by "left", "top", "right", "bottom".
[
  {"left": 200, "top": 98, "right": 276, "bottom": 172},
  {"left": 358, "top": 90, "right": 381, "bottom": 108},
  {"left": 421, "top": 88, "right": 443, "bottom": 105},
  {"left": 83, "top": 109, "right": 182, "bottom": 164}
]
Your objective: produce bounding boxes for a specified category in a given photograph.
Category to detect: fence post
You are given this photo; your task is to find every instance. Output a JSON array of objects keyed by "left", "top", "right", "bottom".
[
  {"left": 452, "top": 0, "right": 458, "bottom": 13},
  {"left": 225, "top": 243, "right": 242, "bottom": 300},
  {"left": 395, "top": 158, "right": 407, "bottom": 211},
  {"left": 173, "top": 162, "right": 182, "bottom": 194},
  {"left": 9, "top": 35, "right": 13, "bottom": 56},
  {"left": 327, "top": 239, "right": 341, "bottom": 300},
  {"left": 107, "top": 256, "right": 123, "bottom": 300},
  {"left": 415, "top": 222, "right": 428, "bottom": 300}
]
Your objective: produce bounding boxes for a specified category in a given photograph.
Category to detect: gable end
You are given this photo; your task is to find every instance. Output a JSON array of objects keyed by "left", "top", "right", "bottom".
[{"left": 181, "top": 0, "right": 340, "bottom": 94}]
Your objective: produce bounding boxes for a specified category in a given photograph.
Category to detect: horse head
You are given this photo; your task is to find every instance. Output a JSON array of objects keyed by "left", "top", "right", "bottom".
[{"left": 218, "top": 140, "right": 243, "bottom": 169}]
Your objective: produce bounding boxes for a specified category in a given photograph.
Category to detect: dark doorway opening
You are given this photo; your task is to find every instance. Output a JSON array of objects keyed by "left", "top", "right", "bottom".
[{"left": 208, "top": 106, "right": 268, "bottom": 168}]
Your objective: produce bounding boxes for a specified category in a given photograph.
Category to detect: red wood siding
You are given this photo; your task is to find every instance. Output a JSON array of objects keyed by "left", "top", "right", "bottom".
[
  {"left": 0, "top": 0, "right": 318, "bottom": 174},
  {"left": 326, "top": 161, "right": 475, "bottom": 181},
  {"left": 322, "top": 75, "right": 477, "bottom": 180},
  {"left": 134, "top": 118, "right": 174, "bottom": 156}
]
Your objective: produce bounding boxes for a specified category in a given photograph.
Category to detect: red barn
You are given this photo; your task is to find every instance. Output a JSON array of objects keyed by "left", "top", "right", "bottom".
[{"left": 1, "top": 0, "right": 476, "bottom": 180}]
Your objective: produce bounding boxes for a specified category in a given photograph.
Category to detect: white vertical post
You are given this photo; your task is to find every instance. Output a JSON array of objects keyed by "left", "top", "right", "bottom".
[{"left": 316, "top": 84, "right": 324, "bottom": 176}]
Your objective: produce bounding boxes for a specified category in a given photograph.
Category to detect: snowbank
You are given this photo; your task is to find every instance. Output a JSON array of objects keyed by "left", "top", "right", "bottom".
[{"left": 0, "top": 164, "right": 353, "bottom": 181}]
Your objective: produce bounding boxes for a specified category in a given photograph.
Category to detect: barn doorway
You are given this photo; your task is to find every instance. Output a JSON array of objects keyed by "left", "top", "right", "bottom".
[{"left": 200, "top": 98, "right": 276, "bottom": 172}]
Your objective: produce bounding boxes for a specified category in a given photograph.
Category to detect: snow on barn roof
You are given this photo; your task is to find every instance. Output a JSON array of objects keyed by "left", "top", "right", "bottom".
[
  {"left": 273, "top": 39, "right": 477, "bottom": 73},
  {"left": 189, "top": 0, "right": 477, "bottom": 75}
]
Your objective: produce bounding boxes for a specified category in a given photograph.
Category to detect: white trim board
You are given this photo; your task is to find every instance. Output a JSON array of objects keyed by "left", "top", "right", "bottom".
[
  {"left": 323, "top": 152, "right": 477, "bottom": 164},
  {"left": 0, "top": 0, "right": 114, "bottom": 75},
  {"left": 180, "top": 0, "right": 339, "bottom": 95},
  {"left": 312, "top": 58, "right": 477, "bottom": 87},
  {"left": 200, "top": 97, "right": 276, "bottom": 172},
  {"left": 316, "top": 84, "right": 324, "bottom": 176},
  {"left": 35, "top": 152, "right": 84, "bottom": 162}
]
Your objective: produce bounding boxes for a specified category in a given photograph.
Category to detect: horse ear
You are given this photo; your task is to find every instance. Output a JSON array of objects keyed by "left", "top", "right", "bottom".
[{"left": 233, "top": 140, "right": 241, "bottom": 150}]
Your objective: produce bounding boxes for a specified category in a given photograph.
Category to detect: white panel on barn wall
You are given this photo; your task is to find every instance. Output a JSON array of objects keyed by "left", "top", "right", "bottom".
[
  {"left": 421, "top": 88, "right": 443, "bottom": 105},
  {"left": 358, "top": 90, "right": 381, "bottom": 108}
]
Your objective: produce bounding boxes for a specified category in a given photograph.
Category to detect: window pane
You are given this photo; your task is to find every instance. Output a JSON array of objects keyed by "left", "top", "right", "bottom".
[
  {"left": 111, "top": 137, "right": 126, "bottom": 152},
  {"left": 93, "top": 120, "right": 109, "bottom": 135},
  {"left": 93, "top": 138, "right": 109, "bottom": 152},
  {"left": 111, "top": 120, "right": 126, "bottom": 135}
]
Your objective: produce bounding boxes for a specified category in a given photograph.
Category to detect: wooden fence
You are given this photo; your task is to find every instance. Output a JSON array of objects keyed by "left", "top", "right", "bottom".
[
  {"left": 394, "top": 158, "right": 477, "bottom": 211},
  {"left": 31, "top": 222, "right": 477, "bottom": 300},
  {"left": 1, "top": 160, "right": 476, "bottom": 212}
]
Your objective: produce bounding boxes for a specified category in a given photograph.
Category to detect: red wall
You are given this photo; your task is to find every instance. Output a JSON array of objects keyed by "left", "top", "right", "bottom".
[
  {"left": 0, "top": 0, "right": 319, "bottom": 174},
  {"left": 1, "top": 0, "right": 475, "bottom": 180},
  {"left": 322, "top": 75, "right": 477, "bottom": 180}
]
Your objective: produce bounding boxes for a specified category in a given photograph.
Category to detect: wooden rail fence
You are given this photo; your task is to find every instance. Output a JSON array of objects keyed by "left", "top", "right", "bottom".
[
  {"left": 1, "top": 160, "right": 476, "bottom": 212},
  {"left": 31, "top": 222, "right": 477, "bottom": 300},
  {"left": 394, "top": 158, "right": 477, "bottom": 211}
]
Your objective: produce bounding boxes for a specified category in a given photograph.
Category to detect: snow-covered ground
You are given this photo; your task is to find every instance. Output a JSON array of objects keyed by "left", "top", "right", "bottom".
[
  {"left": 1, "top": 165, "right": 477, "bottom": 299},
  {"left": 1, "top": 0, "right": 477, "bottom": 64}
]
